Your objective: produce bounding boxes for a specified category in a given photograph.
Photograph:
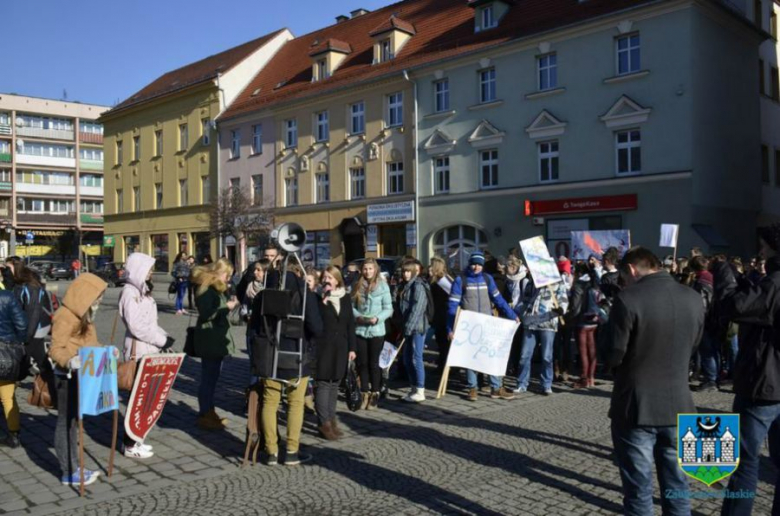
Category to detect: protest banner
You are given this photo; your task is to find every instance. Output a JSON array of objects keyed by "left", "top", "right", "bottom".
[
  {"left": 660, "top": 224, "right": 680, "bottom": 260},
  {"left": 437, "top": 310, "right": 520, "bottom": 399},
  {"left": 77, "top": 346, "right": 120, "bottom": 496},
  {"left": 570, "top": 230, "right": 631, "bottom": 261},
  {"left": 378, "top": 341, "right": 403, "bottom": 370},
  {"left": 519, "top": 236, "right": 562, "bottom": 288},
  {"left": 125, "top": 353, "right": 185, "bottom": 443}
]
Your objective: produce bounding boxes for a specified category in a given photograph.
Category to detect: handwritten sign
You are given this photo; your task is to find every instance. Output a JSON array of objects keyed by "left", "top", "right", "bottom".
[
  {"left": 570, "top": 230, "right": 631, "bottom": 260},
  {"left": 124, "top": 353, "right": 184, "bottom": 443},
  {"left": 78, "top": 347, "right": 119, "bottom": 417},
  {"left": 378, "top": 341, "right": 401, "bottom": 369},
  {"left": 660, "top": 224, "right": 679, "bottom": 248},
  {"left": 519, "top": 236, "right": 561, "bottom": 288},
  {"left": 446, "top": 310, "right": 520, "bottom": 377}
]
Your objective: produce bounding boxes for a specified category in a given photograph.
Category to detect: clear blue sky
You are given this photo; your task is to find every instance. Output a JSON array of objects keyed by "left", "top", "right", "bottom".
[{"left": 3, "top": 0, "right": 392, "bottom": 107}]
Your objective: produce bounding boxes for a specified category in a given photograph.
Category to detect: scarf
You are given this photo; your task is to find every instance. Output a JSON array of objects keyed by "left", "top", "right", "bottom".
[
  {"left": 245, "top": 280, "right": 264, "bottom": 300},
  {"left": 506, "top": 267, "right": 527, "bottom": 308},
  {"left": 325, "top": 287, "right": 346, "bottom": 315}
]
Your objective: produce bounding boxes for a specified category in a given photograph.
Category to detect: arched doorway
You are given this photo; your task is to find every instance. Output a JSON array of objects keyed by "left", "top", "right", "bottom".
[{"left": 432, "top": 225, "right": 489, "bottom": 272}]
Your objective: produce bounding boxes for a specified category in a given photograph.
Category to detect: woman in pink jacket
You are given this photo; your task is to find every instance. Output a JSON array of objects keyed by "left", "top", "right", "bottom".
[{"left": 119, "top": 252, "right": 173, "bottom": 459}]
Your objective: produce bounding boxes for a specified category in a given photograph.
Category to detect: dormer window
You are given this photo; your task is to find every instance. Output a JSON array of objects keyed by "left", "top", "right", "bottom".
[
  {"left": 482, "top": 6, "right": 496, "bottom": 29},
  {"left": 370, "top": 16, "right": 416, "bottom": 64},
  {"left": 317, "top": 59, "right": 328, "bottom": 80},
  {"left": 309, "top": 39, "right": 352, "bottom": 81},
  {"left": 469, "top": 0, "right": 511, "bottom": 33}
]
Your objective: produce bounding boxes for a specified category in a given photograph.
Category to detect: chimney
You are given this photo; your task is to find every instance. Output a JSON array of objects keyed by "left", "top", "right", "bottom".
[
  {"left": 351, "top": 8, "right": 370, "bottom": 18},
  {"left": 336, "top": 15, "right": 349, "bottom": 23}
]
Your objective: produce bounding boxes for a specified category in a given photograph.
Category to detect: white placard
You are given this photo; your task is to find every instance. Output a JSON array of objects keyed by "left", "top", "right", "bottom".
[
  {"left": 446, "top": 311, "right": 520, "bottom": 377},
  {"left": 437, "top": 276, "right": 452, "bottom": 296},
  {"left": 378, "top": 341, "right": 400, "bottom": 369},
  {"left": 660, "top": 224, "right": 679, "bottom": 248},
  {"left": 519, "top": 236, "right": 562, "bottom": 288}
]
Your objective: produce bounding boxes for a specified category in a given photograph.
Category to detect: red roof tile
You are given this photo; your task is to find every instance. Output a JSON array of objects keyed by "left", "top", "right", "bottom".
[
  {"left": 309, "top": 38, "right": 353, "bottom": 57},
  {"left": 107, "top": 29, "right": 286, "bottom": 115},
  {"left": 221, "top": 0, "right": 656, "bottom": 121},
  {"left": 369, "top": 16, "right": 417, "bottom": 37}
]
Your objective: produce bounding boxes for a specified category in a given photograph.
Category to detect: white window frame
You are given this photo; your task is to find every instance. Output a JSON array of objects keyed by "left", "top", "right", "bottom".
[
  {"left": 230, "top": 129, "right": 240, "bottom": 159},
  {"left": 387, "top": 93, "right": 404, "bottom": 127},
  {"left": 480, "top": 68, "right": 497, "bottom": 103},
  {"left": 538, "top": 54, "right": 558, "bottom": 91},
  {"left": 252, "top": 174, "right": 263, "bottom": 206},
  {"left": 538, "top": 141, "right": 560, "bottom": 183},
  {"left": 133, "top": 136, "right": 140, "bottom": 161},
  {"left": 201, "top": 118, "right": 210, "bottom": 146},
  {"left": 252, "top": 124, "right": 263, "bottom": 154},
  {"left": 616, "top": 129, "right": 642, "bottom": 175},
  {"left": 154, "top": 130, "right": 163, "bottom": 157},
  {"left": 350, "top": 167, "right": 365, "bottom": 199},
  {"left": 285, "top": 177, "right": 298, "bottom": 206},
  {"left": 285, "top": 119, "right": 298, "bottom": 148},
  {"left": 155, "top": 183, "right": 163, "bottom": 209},
  {"left": 316, "top": 111, "right": 329, "bottom": 142},
  {"left": 179, "top": 123, "right": 188, "bottom": 151},
  {"left": 116, "top": 141, "right": 123, "bottom": 165},
  {"left": 434, "top": 79, "right": 450, "bottom": 113},
  {"left": 434, "top": 156, "right": 450, "bottom": 194},
  {"left": 432, "top": 225, "right": 489, "bottom": 271},
  {"left": 117, "top": 189, "right": 123, "bottom": 213},
  {"left": 479, "top": 149, "right": 499, "bottom": 189},
  {"left": 350, "top": 102, "right": 365, "bottom": 134},
  {"left": 482, "top": 5, "right": 496, "bottom": 30},
  {"left": 387, "top": 161, "right": 404, "bottom": 195},
  {"left": 381, "top": 39, "right": 392, "bottom": 62},
  {"left": 317, "top": 59, "right": 328, "bottom": 80},
  {"left": 617, "top": 34, "right": 641, "bottom": 76},
  {"left": 133, "top": 186, "right": 140, "bottom": 212},
  {"left": 179, "top": 179, "right": 188, "bottom": 206},
  {"left": 315, "top": 172, "right": 330, "bottom": 203},
  {"left": 201, "top": 176, "right": 211, "bottom": 204}
]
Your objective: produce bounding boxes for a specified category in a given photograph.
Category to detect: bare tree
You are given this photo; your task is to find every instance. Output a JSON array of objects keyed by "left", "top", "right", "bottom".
[{"left": 200, "top": 186, "right": 274, "bottom": 244}]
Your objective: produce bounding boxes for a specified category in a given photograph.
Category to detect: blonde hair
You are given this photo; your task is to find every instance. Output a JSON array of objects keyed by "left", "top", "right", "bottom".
[
  {"left": 192, "top": 258, "right": 234, "bottom": 297},
  {"left": 321, "top": 265, "right": 345, "bottom": 289},
  {"left": 352, "top": 258, "right": 382, "bottom": 307},
  {"left": 428, "top": 256, "right": 448, "bottom": 283}
]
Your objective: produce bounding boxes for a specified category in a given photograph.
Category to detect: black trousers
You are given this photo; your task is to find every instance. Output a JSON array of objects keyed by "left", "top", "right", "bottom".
[
  {"left": 355, "top": 336, "right": 383, "bottom": 392},
  {"left": 314, "top": 380, "right": 339, "bottom": 426}
]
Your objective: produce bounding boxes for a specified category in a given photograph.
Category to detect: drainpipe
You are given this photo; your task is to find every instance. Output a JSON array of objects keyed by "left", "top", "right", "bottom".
[
  {"left": 216, "top": 73, "right": 226, "bottom": 259},
  {"left": 402, "top": 69, "right": 420, "bottom": 257}
]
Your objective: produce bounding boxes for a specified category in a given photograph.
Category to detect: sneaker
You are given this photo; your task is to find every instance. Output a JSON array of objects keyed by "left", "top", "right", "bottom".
[
  {"left": 61, "top": 468, "right": 99, "bottom": 486},
  {"left": 124, "top": 443, "right": 154, "bottom": 459},
  {"left": 408, "top": 388, "right": 426, "bottom": 403},
  {"left": 543, "top": 388, "right": 553, "bottom": 396},
  {"left": 284, "top": 451, "right": 311, "bottom": 466},
  {"left": 490, "top": 387, "right": 515, "bottom": 400},
  {"left": 139, "top": 443, "right": 153, "bottom": 452},
  {"left": 467, "top": 388, "right": 478, "bottom": 402},
  {"left": 266, "top": 454, "right": 278, "bottom": 466},
  {"left": 512, "top": 386, "right": 527, "bottom": 394},
  {"left": 2, "top": 432, "right": 20, "bottom": 448},
  {"left": 698, "top": 381, "right": 718, "bottom": 392}
]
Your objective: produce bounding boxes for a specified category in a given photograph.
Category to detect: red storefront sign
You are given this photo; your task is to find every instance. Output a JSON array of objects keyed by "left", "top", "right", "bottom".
[
  {"left": 124, "top": 354, "right": 185, "bottom": 443},
  {"left": 525, "top": 194, "right": 638, "bottom": 216}
]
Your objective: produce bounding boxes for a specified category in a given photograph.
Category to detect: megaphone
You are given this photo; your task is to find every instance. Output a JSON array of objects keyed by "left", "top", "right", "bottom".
[{"left": 272, "top": 223, "right": 306, "bottom": 253}]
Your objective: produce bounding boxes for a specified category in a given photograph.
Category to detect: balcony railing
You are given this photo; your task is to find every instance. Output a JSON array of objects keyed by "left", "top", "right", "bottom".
[
  {"left": 0, "top": 182, "right": 12, "bottom": 192},
  {"left": 16, "top": 154, "right": 75, "bottom": 168},
  {"left": 80, "top": 213, "right": 104, "bottom": 225},
  {"left": 17, "top": 212, "right": 77, "bottom": 225},
  {"left": 16, "top": 126, "right": 74, "bottom": 141},
  {"left": 79, "top": 158, "right": 103, "bottom": 171},
  {"left": 79, "top": 185, "right": 103, "bottom": 197},
  {"left": 0, "top": 153, "right": 10, "bottom": 162},
  {"left": 79, "top": 132, "right": 103, "bottom": 145},
  {"left": 0, "top": 125, "right": 11, "bottom": 136},
  {"left": 15, "top": 183, "right": 76, "bottom": 195}
]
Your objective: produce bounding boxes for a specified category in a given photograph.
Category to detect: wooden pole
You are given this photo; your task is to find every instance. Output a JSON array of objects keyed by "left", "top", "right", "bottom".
[
  {"left": 436, "top": 309, "right": 460, "bottom": 399},
  {"left": 77, "top": 374, "right": 85, "bottom": 497},
  {"left": 108, "top": 409, "right": 118, "bottom": 477}
]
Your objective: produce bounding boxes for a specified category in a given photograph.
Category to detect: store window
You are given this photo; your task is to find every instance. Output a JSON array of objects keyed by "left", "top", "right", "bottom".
[
  {"left": 125, "top": 235, "right": 140, "bottom": 258},
  {"left": 432, "top": 224, "right": 489, "bottom": 271},
  {"left": 151, "top": 234, "right": 169, "bottom": 272}
]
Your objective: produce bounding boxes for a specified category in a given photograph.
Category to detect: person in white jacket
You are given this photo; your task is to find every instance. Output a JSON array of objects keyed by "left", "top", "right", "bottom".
[{"left": 119, "top": 252, "right": 173, "bottom": 459}]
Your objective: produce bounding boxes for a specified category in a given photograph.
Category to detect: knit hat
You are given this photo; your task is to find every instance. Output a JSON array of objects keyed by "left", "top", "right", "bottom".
[
  {"left": 557, "top": 256, "right": 571, "bottom": 275},
  {"left": 469, "top": 251, "right": 486, "bottom": 266},
  {"left": 758, "top": 223, "right": 780, "bottom": 252}
]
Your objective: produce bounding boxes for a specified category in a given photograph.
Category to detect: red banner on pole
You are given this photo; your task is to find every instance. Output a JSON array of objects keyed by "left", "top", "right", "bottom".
[{"left": 124, "top": 353, "right": 184, "bottom": 443}]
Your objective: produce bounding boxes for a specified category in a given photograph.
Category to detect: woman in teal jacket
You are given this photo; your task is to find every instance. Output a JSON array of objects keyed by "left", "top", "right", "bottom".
[{"left": 351, "top": 259, "right": 393, "bottom": 409}]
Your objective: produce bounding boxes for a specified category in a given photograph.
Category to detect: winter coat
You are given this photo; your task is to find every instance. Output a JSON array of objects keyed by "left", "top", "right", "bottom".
[
  {"left": 315, "top": 292, "right": 356, "bottom": 381},
  {"left": 49, "top": 273, "right": 107, "bottom": 368},
  {"left": 399, "top": 278, "right": 429, "bottom": 336},
  {"left": 171, "top": 260, "right": 190, "bottom": 281},
  {"left": 13, "top": 283, "right": 55, "bottom": 372},
  {"left": 0, "top": 291, "right": 27, "bottom": 343},
  {"left": 566, "top": 275, "right": 601, "bottom": 327},
  {"left": 119, "top": 253, "right": 168, "bottom": 361},
  {"left": 608, "top": 272, "right": 704, "bottom": 427},
  {"left": 447, "top": 270, "right": 516, "bottom": 333},
  {"left": 430, "top": 276, "right": 452, "bottom": 333},
  {"left": 521, "top": 278, "right": 570, "bottom": 332},
  {"left": 352, "top": 280, "right": 393, "bottom": 339},
  {"left": 600, "top": 269, "right": 621, "bottom": 300},
  {"left": 714, "top": 258, "right": 780, "bottom": 402},
  {"left": 194, "top": 287, "right": 232, "bottom": 360},
  {"left": 502, "top": 271, "right": 531, "bottom": 316}
]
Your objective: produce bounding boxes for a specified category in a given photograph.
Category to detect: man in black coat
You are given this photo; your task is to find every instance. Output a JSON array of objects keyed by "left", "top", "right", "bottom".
[
  {"left": 608, "top": 247, "right": 704, "bottom": 515},
  {"left": 716, "top": 224, "right": 780, "bottom": 516}
]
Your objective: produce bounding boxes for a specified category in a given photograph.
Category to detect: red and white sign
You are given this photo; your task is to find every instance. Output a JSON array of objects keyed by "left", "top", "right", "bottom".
[
  {"left": 124, "top": 353, "right": 185, "bottom": 443},
  {"left": 526, "top": 194, "right": 638, "bottom": 216}
]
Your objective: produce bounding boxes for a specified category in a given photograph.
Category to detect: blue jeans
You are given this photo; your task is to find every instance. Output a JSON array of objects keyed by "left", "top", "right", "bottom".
[
  {"left": 699, "top": 331, "right": 721, "bottom": 383},
  {"left": 517, "top": 329, "right": 556, "bottom": 391},
  {"left": 403, "top": 333, "right": 426, "bottom": 389},
  {"left": 611, "top": 422, "right": 690, "bottom": 516},
  {"left": 175, "top": 280, "right": 188, "bottom": 311},
  {"left": 722, "top": 395, "right": 780, "bottom": 515},
  {"left": 726, "top": 334, "right": 739, "bottom": 377},
  {"left": 198, "top": 358, "right": 223, "bottom": 416}
]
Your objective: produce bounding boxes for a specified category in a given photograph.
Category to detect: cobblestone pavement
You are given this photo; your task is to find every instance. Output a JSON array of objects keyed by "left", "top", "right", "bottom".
[{"left": 0, "top": 280, "right": 775, "bottom": 515}]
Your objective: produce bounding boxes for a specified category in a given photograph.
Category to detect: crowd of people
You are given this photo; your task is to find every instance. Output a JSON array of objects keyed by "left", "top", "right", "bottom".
[{"left": 0, "top": 223, "right": 776, "bottom": 515}]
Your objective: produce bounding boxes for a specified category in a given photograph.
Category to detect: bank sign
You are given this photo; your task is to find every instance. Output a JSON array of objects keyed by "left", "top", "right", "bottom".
[{"left": 367, "top": 201, "right": 415, "bottom": 224}]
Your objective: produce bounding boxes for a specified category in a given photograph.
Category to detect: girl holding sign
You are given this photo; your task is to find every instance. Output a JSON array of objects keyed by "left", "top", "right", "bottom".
[{"left": 49, "top": 273, "right": 107, "bottom": 486}]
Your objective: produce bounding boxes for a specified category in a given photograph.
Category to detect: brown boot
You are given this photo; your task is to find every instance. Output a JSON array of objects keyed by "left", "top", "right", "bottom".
[
  {"left": 318, "top": 420, "right": 339, "bottom": 441},
  {"left": 361, "top": 392, "right": 371, "bottom": 410},
  {"left": 366, "top": 392, "right": 379, "bottom": 411},
  {"left": 330, "top": 418, "right": 344, "bottom": 438},
  {"left": 467, "top": 388, "right": 478, "bottom": 402},
  {"left": 209, "top": 409, "right": 228, "bottom": 426}
]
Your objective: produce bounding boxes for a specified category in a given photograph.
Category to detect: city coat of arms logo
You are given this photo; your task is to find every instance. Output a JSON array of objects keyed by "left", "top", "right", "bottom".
[{"left": 678, "top": 413, "right": 740, "bottom": 486}]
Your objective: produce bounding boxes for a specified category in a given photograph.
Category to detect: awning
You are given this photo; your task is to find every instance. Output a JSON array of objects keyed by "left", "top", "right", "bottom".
[{"left": 691, "top": 224, "right": 729, "bottom": 248}]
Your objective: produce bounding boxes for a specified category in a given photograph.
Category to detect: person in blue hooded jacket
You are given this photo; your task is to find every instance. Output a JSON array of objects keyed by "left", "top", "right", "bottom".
[{"left": 447, "top": 251, "right": 518, "bottom": 402}]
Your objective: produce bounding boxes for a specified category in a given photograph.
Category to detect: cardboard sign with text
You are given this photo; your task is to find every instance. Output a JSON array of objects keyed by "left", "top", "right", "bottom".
[
  {"left": 124, "top": 353, "right": 185, "bottom": 443},
  {"left": 446, "top": 310, "right": 520, "bottom": 377},
  {"left": 519, "top": 236, "right": 562, "bottom": 288},
  {"left": 78, "top": 347, "right": 119, "bottom": 417}
]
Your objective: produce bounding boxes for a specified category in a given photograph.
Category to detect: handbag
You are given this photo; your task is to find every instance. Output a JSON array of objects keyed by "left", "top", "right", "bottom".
[
  {"left": 168, "top": 281, "right": 178, "bottom": 295},
  {"left": 184, "top": 312, "right": 198, "bottom": 357},
  {"left": 117, "top": 339, "right": 137, "bottom": 392},
  {"left": 0, "top": 341, "right": 26, "bottom": 381},
  {"left": 345, "top": 360, "right": 362, "bottom": 412},
  {"left": 27, "top": 374, "right": 54, "bottom": 409}
]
